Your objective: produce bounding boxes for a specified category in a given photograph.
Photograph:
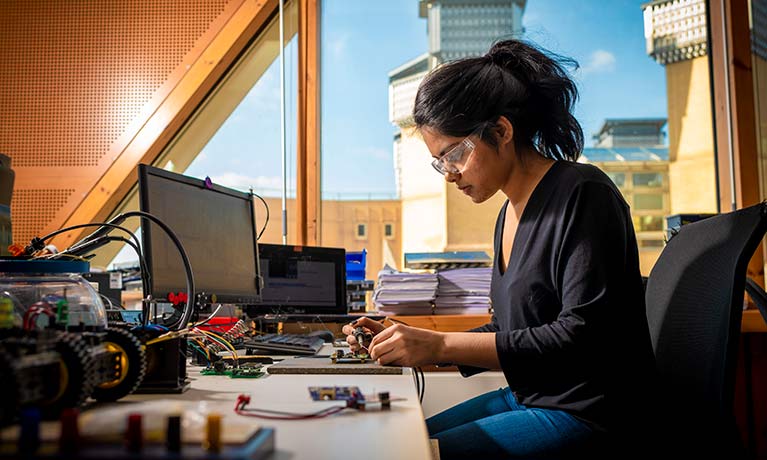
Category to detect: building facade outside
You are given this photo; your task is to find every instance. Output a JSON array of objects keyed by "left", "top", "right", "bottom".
[
  {"left": 581, "top": 118, "right": 670, "bottom": 274},
  {"left": 258, "top": 197, "right": 402, "bottom": 278},
  {"left": 642, "top": 0, "right": 718, "bottom": 214}
]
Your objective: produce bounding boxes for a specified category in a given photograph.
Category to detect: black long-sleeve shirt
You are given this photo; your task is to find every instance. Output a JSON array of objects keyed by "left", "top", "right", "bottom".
[{"left": 461, "top": 160, "right": 656, "bottom": 432}]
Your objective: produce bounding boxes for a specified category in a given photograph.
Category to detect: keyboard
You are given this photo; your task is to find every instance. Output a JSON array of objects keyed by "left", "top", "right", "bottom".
[{"left": 245, "top": 333, "right": 325, "bottom": 356}]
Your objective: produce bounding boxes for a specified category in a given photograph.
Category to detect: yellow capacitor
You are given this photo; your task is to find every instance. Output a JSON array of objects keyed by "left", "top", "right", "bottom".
[{"left": 205, "top": 413, "right": 222, "bottom": 452}]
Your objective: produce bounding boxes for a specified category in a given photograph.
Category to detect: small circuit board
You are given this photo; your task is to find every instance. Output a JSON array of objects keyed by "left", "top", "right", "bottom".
[
  {"left": 330, "top": 350, "right": 370, "bottom": 364},
  {"left": 201, "top": 363, "right": 265, "bottom": 379},
  {"left": 308, "top": 386, "right": 364, "bottom": 401}
]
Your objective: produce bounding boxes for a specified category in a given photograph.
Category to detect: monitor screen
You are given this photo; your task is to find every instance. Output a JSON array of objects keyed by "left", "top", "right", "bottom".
[
  {"left": 251, "top": 244, "right": 346, "bottom": 315},
  {"left": 138, "top": 164, "right": 261, "bottom": 305}
]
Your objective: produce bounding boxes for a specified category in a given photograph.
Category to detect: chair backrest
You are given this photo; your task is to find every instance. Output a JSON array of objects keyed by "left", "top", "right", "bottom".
[{"left": 645, "top": 202, "right": 767, "bottom": 422}]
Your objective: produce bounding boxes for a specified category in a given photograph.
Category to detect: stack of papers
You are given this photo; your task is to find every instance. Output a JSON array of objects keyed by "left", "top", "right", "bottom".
[
  {"left": 435, "top": 267, "right": 492, "bottom": 315},
  {"left": 373, "top": 265, "right": 437, "bottom": 315}
]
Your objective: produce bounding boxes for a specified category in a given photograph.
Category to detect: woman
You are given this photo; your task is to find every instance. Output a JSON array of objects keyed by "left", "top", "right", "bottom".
[{"left": 343, "top": 39, "right": 655, "bottom": 459}]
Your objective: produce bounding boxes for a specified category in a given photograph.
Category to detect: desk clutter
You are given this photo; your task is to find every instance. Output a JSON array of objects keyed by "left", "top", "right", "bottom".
[
  {"left": 0, "top": 401, "right": 275, "bottom": 459},
  {"left": 373, "top": 264, "right": 492, "bottom": 315},
  {"left": 0, "top": 165, "right": 427, "bottom": 458}
]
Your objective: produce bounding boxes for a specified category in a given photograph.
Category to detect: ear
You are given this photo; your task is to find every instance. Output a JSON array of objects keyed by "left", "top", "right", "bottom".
[{"left": 494, "top": 116, "right": 514, "bottom": 147}]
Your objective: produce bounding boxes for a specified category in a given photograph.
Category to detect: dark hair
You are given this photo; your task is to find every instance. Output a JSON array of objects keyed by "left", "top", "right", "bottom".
[{"left": 413, "top": 39, "right": 583, "bottom": 162}]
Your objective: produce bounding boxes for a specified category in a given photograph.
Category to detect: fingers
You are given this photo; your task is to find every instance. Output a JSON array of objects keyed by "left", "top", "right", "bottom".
[
  {"left": 346, "top": 334, "right": 360, "bottom": 352},
  {"left": 351, "top": 317, "right": 386, "bottom": 334},
  {"left": 368, "top": 324, "right": 398, "bottom": 350},
  {"left": 377, "top": 349, "right": 407, "bottom": 366},
  {"left": 369, "top": 336, "right": 397, "bottom": 361}
]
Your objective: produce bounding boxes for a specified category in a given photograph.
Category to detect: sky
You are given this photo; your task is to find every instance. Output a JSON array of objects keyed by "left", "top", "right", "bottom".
[{"left": 185, "top": 0, "right": 668, "bottom": 198}]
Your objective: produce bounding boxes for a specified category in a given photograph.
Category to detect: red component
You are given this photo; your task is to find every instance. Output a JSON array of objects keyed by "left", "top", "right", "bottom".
[
  {"left": 7, "top": 244, "right": 25, "bottom": 256},
  {"left": 125, "top": 413, "right": 142, "bottom": 452},
  {"left": 59, "top": 408, "right": 80, "bottom": 452},
  {"left": 196, "top": 317, "right": 239, "bottom": 332},
  {"left": 167, "top": 292, "right": 188, "bottom": 306}
]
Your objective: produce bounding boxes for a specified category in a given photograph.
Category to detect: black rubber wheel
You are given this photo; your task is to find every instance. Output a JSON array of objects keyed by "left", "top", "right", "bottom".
[
  {"left": 0, "top": 346, "right": 19, "bottom": 426},
  {"left": 41, "top": 332, "right": 94, "bottom": 418},
  {"left": 91, "top": 327, "right": 146, "bottom": 402}
]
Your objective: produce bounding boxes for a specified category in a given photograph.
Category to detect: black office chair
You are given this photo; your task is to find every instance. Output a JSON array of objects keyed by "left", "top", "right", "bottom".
[{"left": 644, "top": 201, "right": 767, "bottom": 457}]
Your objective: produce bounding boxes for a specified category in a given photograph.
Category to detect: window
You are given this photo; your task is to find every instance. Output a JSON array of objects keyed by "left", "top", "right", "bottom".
[
  {"left": 634, "top": 194, "right": 664, "bottom": 210},
  {"left": 639, "top": 239, "right": 665, "bottom": 248},
  {"left": 384, "top": 223, "right": 394, "bottom": 238},
  {"left": 638, "top": 215, "right": 664, "bottom": 232},
  {"left": 109, "top": 5, "right": 300, "bottom": 268},
  {"left": 606, "top": 173, "right": 626, "bottom": 188},
  {"left": 319, "top": 0, "right": 717, "bottom": 277},
  {"left": 356, "top": 224, "right": 367, "bottom": 239},
  {"left": 633, "top": 173, "right": 663, "bottom": 188}
]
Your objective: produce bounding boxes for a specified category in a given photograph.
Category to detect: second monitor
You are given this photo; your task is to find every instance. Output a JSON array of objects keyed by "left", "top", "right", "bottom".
[{"left": 253, "top": 244, "right": 347, "bottom": 315}]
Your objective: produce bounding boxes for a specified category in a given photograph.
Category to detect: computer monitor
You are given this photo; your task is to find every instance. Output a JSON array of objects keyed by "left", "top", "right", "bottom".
[
  {"left": 249, "top": 243, "right": 346, "bottom": 316},
  {"left": 138, "top": 164, "right": 261, "bottom": 305}
]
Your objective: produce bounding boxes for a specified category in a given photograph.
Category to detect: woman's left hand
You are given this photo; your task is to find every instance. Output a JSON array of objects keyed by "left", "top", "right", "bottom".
[{"left": 368, "top": 323, "right": 445, "bottom": 367}]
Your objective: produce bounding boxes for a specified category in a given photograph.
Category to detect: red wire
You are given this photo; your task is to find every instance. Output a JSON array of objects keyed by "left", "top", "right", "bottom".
[
  {"left": 234, "top": 395, "right": 348, "bottom": 420},
  {"left": 234, "top": 406, "right": 347, "bottom": 420}
]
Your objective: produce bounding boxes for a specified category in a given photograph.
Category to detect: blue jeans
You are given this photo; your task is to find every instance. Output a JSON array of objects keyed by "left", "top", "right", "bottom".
[{"left": 426, "top": 387, "right": 595, "bottom": 459}]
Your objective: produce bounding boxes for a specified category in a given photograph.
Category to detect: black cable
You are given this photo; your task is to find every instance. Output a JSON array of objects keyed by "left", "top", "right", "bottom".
[
  {"left": 37, "top": 222, "right": 151, "bottom": 296},
  {"left": 39, "top": 222, "right": 142, "bottom": 256},
  {"left": 62, "top": 211, "right": 195, "bottom": 331},
  {"left": 117, "top": 211, "right": 195, "bottom": 331},
  {"left": 52, "top": 234, "right": 150, "bottom": 301},
  {"left": 418, "top": 367, "right": 426, "bottom": 403},
  {"left": 250, "top": 191, "right": 269, "bottom": 240},
  {"left": 413, "top": 367, "right": 420, "bottom": 403}
]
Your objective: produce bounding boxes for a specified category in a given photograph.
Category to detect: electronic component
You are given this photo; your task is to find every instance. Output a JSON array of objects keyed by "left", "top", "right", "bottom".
[
  {"left": 0, "top": 411, "right": 275, "bottom": 459},
  {"left": 308, "top": 386, "right": 364, "bottom": 401},
  {"left": 200, "top": 364, "right": 265, "bottom": 379},
  {"left": 205, "top": 414, "right": 221, "bottom": 452},
  {"left": 126, "top": 413, "right": 143, "bottom": 453},
  {"left": 330, "top": 349, "right": 370, "bottom": 364},
  {"left": 353, "top": 326, "right": 372, "bottom": 349}
]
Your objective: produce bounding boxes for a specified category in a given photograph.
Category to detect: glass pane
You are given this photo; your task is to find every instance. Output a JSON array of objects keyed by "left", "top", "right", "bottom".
[
  {"left": 633, "top": 172, "right": 663, "bottom": 187},
  {"left": 109, "top": 12, "right": 299, "bottom": 271},
  {"left": 634, "top": 194, "right": 664, "bottom": 210},
  {"left": 638, "top": 215, "right": 664, "bottom": 232},
  {"left": 606, "top": 172, "right": 626, "bottom": 187},
  {"left": 320, "top": 0, "right": 717, "bottom": 281}
]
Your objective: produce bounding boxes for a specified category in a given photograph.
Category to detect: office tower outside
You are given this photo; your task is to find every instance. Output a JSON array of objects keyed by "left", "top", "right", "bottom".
[
  {"left": 420, "top": 0, "right": 526, "bottom": 63},
  {"left": 642, "top": 0, "right": 718, "bottom": 214}
]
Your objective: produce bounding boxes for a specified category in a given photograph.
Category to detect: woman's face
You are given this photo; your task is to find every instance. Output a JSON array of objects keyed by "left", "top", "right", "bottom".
[{"left": 421, "top": 126, "right": 511, "bottom": 204}]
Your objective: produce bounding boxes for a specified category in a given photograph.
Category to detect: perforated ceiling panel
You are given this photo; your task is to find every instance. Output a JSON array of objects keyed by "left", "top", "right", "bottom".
[
  {"left": 0, "top": 0, "right": 229, "bottom": 168},
  {"left": 0, "top": 0, "right": 256, "bottom": 245},
  {"left": 12, "top": 190, "right": 76, "bottom": 245}
]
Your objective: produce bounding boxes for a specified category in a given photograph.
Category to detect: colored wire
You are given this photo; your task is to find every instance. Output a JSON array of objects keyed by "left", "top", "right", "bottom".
[
  {"left": 190, "top": 304, "right": 222, "bottom": 328},
  {"left": 234, "top": 395, "right": 347, "bottom": 420},
  {"left": 197, "top": 329, "right": 239, "bottom": 360},
  {"left": 189, "top": 342, "right": 211, "bottom": 365}
]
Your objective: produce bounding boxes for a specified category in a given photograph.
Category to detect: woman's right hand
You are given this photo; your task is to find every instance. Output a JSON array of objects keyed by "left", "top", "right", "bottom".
[{"left": 342, "top": 317, "right": 386, "bottom": 353}]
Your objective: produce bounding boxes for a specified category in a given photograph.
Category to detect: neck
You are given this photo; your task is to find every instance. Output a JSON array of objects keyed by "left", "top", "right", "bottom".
[{"left": 500, "top": 146, "right": 555, "bottom": 216}]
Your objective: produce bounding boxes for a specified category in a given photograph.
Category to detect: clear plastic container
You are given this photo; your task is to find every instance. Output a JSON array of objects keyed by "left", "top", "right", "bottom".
[{"left": 0, "top": 260, "right": 108, "bottom": 329}]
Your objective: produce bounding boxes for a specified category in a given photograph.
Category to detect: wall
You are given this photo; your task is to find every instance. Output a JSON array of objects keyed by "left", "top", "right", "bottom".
[
  {"left": 0, "top": 0, "right": 278, "bottom": 249},
  {"left": 665, "top": 56, "right": 719, "bottom": 214}
]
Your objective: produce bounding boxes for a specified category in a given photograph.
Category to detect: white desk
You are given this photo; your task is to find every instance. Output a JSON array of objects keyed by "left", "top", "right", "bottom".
[{"left": 119, "top": 346, "right": 432, "bottom": 460}]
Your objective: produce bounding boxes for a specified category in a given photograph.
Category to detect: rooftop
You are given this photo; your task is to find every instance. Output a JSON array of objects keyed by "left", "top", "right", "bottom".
[{"left": 580, "top": 147, "right": 669, "bottom": 163}]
